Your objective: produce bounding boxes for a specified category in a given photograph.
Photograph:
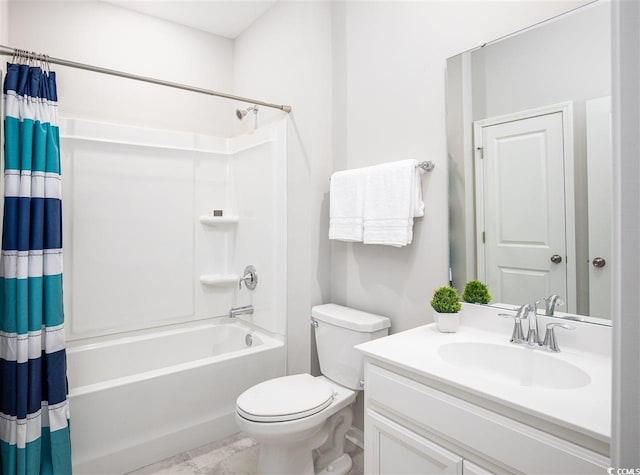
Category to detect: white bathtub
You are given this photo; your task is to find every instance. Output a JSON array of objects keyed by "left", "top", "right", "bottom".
[{"left": 66, "top": 320, "right": 285, "bottom": 474}]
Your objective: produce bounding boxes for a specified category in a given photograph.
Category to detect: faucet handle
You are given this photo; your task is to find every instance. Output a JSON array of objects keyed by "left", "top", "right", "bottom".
[
  {"left": 541, "top": 322, "right": 575, "bottom": 352},
  {"left": 514, "top": 303, "right": 534, "bottom": 319},
  {"left": 546, "top": 322, "right": 575, "bottom": 330},
  {"left": 498, "top": 313, "right": 525, "bottom": 344},
  {"left": 239, "top": 265, "right": 258, "bottom": 290}
]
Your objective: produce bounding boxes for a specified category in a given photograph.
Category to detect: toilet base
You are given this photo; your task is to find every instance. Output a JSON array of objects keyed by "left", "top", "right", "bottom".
[
  {"left": 313, "top": 406, "right": 353, "bottom": 472},
  {"left": 255, "top": 446, "right": 352, "bottom": 475},
  {"left": 316, "top": 453, "right": 352, "bottom": 475},
  {"left": 253, "top": 406, "right": 354, "bottom": 475},
  {"left": 256, "top": 440, "right": 317, "bottom": 475}
]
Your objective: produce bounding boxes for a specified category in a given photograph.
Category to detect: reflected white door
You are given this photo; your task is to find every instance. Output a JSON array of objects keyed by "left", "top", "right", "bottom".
[
  {"left": 586, "top": 96, "right": 612, "bottom": 318},
  {"left": 476, "top": 112, "right": 568, "bottom": 307}
]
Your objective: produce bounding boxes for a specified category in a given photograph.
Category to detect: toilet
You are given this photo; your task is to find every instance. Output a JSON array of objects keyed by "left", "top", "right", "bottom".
[{"left": 235, "top": 304, "right": 391, "bottom": 475}]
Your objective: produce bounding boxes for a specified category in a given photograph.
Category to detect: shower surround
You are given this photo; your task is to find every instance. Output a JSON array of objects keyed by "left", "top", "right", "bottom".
[{"left": 58, "top": 118, "right": 288, "bottom": 472}]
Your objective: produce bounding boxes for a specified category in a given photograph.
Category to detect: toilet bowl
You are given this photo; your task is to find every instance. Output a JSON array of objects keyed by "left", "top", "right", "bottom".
[
  {"left": 236, "top": 374, "right": 356, "bottom": 475},
  {"left": 235, "top": 304, "right": 391, "bottom": 475}
]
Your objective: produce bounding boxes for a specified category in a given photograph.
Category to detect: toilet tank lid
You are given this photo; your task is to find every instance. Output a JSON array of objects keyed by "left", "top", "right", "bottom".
[{"left": 311, "top": 304, "right": 391, "bottom": 332}]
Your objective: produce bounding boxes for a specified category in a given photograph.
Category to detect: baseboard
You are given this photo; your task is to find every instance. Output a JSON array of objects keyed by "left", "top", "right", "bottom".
[{"left": 346, "top": 426, "right": 364, "bottom": 449}]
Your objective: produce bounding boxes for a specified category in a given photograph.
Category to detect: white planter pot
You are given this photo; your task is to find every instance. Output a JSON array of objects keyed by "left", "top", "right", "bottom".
[{"left": 434, "top": 310, "right": 460, "bottom": 333}]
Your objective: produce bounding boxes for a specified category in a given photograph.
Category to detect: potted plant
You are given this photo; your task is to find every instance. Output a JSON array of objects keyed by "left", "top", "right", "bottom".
[
  {"left": 430, "top": 286, "right": 462, "bottom": 333},
  {"left": 462, "top": 280, "right": 491, "bottom": 304}
]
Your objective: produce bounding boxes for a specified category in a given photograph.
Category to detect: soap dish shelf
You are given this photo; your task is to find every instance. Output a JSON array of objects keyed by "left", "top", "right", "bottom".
[
  {"left": 199, "top": 216, "right": 239, "bottom": 225},
  {"left": 200, "top": 274, "right": 239, "bottom": 286}
]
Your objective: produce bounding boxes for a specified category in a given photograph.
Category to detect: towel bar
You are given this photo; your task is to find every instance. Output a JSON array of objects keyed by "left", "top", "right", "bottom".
[
  {"left": 416, "top": 160, "right": 435, "bottom": 171},
  {"left": 329, "top": 160, "right": 435, "bottom": 182}
]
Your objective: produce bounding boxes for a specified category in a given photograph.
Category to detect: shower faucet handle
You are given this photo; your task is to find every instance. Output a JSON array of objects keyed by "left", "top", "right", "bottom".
[{"left": 239, "top": 265, "right": 258, "bottom": 291}]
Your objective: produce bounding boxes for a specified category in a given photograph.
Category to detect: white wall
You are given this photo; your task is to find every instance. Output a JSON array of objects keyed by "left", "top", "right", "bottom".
[
  {"left": 233, "top": 1, "right": 333, "bottom": 375},
  {"left": 233, "top": 0, "right": 591, "bottom": 379},
  {"left": 330, "top": 0, "right": 588, "bottom": 336},
  {"left": 331, "top": 0, "right": 588, "bottom": 430},
  {"left": 0, "top": 1, "right": 8, "bottom": 45},
  {"left": 7, "top": 1, "right": 234, "bottom": 136}
]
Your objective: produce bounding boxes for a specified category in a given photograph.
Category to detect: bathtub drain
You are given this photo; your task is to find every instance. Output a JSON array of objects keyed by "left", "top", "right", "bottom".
[{"left": 245, "top": 333, "right": 253, "bottom": 347}]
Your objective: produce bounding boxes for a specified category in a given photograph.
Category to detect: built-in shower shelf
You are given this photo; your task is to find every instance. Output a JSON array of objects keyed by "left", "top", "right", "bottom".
[
  {"left": 199, "top": 215, "right": 239, "bottom": 225},
  {"left": 199, "top": 274, "right": 240, "bottom": 286}
]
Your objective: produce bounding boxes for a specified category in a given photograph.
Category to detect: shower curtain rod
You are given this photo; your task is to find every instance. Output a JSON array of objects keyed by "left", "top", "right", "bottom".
[{"left": 0, "top": 45, "right": 292, "bottom": 113}]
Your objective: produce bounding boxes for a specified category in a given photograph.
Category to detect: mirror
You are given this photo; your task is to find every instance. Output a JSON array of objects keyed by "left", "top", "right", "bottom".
[{"left": 446, "top": 1, "right": 612, "bottom": 324}]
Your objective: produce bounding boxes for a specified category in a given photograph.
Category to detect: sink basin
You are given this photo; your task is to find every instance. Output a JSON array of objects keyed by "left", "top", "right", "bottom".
[{"left": 437, "top": 342, "right": 591, "bottom": 389}]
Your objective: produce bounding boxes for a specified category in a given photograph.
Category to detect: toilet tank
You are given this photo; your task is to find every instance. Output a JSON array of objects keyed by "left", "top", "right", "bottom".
[{"left": 311, "top": 304, "right": 391, "bottom": 390}]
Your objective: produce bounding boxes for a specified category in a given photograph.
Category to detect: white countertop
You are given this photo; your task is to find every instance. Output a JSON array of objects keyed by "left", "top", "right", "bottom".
[{"left": 356, "top": 308, "right": 611, "bottom": 444}]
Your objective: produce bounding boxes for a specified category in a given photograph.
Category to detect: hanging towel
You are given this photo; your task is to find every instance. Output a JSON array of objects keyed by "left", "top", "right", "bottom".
[
  {"left": 362, "top": 159, "right": 424, "bottom": 247},
  {"left": 329, "top": 168, "right": 366, "bottom": 242}
]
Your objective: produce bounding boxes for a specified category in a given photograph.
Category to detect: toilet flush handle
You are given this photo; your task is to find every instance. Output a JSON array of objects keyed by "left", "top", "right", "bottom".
[{"left": 311, "top": 319, "right": 319, "bottom": 328}]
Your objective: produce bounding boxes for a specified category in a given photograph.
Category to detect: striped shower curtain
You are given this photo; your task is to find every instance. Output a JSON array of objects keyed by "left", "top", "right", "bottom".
[{"left": 0, "top": 63, "right": 72, "bottom": 474}]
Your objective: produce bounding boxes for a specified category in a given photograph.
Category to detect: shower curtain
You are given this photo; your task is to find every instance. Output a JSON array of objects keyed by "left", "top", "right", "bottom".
[{"left": 0, "top": 63, "right": 72, "bottom": 474}]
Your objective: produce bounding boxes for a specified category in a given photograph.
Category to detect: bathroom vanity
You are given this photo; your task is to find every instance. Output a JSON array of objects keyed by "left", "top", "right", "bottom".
[{"left": 356, "top": 303, "right": 611, "bottom": 474}]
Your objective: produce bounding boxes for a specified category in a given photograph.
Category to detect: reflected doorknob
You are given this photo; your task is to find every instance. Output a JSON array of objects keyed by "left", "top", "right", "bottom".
[
  {"left": 592, "top": 257, "right": 606, "bottom": 268},
  {"left": 550, "top": 254, "right": 562, "bottom": 264}
]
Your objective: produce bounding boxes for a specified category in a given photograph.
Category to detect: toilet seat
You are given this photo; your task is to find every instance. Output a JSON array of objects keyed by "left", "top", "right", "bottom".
[{"left": 236, "top": 374, "right": 335, "bottom": 423}]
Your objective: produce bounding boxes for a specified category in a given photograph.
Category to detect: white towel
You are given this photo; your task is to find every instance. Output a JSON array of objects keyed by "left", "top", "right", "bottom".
[
  {"left": 362, "top": 159, "right": 424, "bottom": 247},
  {"left": 329, "top": 168, "right": 366, "bottom": 242}
]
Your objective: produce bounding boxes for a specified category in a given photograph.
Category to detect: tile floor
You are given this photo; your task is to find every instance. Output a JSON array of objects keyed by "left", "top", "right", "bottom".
[{"left": 128, "top": 433, "right": 364, "bottom": 475}]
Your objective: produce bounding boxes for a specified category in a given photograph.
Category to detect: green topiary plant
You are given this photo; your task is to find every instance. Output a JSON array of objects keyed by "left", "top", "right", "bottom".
[
  {"left": 430, "top": 286, "right": 461, "bottom": 313},
  {"left": 462, "top": 280, "right": 491, "bottom": 304}
]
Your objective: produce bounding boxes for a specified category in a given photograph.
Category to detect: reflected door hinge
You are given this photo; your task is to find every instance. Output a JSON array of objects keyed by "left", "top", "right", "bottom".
[{"left": 477, "top": 147, "right": 484, "bottom": 159}]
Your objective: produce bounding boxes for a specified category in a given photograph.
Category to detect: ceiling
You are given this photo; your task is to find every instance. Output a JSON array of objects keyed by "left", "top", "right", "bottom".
[{"left": 104, "top": 1, "right": 277, "bottom": 39}]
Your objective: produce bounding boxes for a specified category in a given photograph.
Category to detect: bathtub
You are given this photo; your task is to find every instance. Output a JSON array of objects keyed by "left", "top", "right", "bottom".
[{"left": 66, "top": 320, "right": 285, "bottom": 474}]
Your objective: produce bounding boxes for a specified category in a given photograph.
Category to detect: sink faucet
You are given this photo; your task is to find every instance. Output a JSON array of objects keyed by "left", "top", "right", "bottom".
[
  {"left": 501, "top": 302, "right": 576, "bottom": 351},
  {"left": 229, "top": 305, "right": 254, "bottom": 318},
  {"left": 541, "top": 294, "right": 564, "bottom": 316}
]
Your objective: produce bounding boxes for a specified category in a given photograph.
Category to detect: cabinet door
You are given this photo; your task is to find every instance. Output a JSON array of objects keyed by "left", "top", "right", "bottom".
[
  {"left": 366, "top": 410, "right": 463, "bottom": 475},
  {"left": 463, "top": 460, "right": 495, "bottom": 475}
]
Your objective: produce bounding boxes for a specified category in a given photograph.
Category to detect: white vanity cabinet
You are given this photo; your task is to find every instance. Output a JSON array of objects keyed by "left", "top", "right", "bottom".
[
  {"left": 366, "top": 409, "right": 465, "bottom": 474},
  {"left": 363, "top": 362, "right": 609, "bottom": 475},
  {"left": 367, "top": 408, "right": 497, "bottom": 474}
]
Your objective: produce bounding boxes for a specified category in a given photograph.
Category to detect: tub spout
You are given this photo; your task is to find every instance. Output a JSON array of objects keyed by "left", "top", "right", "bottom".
[{"left": 229, "top": 305, "right": 254, "bottom": 318}]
